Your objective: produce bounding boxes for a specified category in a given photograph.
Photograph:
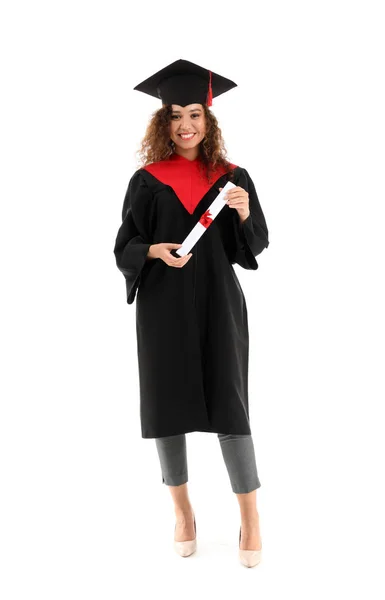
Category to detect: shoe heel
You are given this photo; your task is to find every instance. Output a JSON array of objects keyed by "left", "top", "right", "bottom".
[
  {"left": 238, "top": 525, "right": 262, "bottom": 568},
  {"left": 174, "top": 514, "right": 197, "bottom": 557}
]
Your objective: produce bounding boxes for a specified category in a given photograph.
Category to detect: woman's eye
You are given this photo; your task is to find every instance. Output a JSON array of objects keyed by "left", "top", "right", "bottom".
[{"left": 171, "top": 114, "right": 200, "bottom": 120}]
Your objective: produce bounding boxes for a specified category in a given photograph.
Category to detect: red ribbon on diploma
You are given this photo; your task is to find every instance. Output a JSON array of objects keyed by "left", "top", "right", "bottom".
[{"left": 199, "top": 210, "right": 213, "bottom": 229}]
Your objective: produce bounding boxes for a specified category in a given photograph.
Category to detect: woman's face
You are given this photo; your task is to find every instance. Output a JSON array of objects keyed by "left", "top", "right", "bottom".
[{"left": 169, "top": 104, "right": 206, "bottom": 151}]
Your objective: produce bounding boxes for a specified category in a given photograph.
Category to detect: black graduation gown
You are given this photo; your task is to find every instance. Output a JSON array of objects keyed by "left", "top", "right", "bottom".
[{"left": 113, "top": 157, "right": 269, "bottom": 438}]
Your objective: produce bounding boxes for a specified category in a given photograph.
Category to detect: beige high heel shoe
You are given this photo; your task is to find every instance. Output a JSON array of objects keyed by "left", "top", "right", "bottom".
[
  {"left": 174, "top": 514, "right": 197, "bottom": 557},
  {"left": 239, "top": 526, "right": 262, "bottom": 568}
]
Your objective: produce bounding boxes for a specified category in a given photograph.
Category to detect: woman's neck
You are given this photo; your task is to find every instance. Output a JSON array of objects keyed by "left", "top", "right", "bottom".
[{"left": 174, "top": 147, "right": 200, "bottom": 161}]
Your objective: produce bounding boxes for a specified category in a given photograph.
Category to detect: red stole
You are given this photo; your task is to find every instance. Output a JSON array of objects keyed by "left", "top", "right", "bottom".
[{"left": 143, "top": 153, "right": 237, "bottom": 214}]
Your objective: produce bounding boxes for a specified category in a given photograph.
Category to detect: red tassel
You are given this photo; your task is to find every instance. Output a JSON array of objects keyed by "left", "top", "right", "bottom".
[{"left": 206, "top": 70, "right": 213, "bottom": 107}]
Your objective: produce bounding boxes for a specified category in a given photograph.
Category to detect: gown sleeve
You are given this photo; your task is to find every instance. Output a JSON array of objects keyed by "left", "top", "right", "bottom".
[
  {"left": 113, "top": 169, "right": 153, "bottom": 304},
  {"left": 217, "top": 167, "right": 269, "bottom": 270}
]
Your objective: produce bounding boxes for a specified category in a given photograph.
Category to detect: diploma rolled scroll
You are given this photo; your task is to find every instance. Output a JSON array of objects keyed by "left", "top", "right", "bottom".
[{"left": 175, "top": 181, "right": 236, "bottom": 257}]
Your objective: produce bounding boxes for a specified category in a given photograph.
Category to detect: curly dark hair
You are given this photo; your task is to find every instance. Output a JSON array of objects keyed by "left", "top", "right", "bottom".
[{"left": 135, "top": 103, "right": 235, "bottom": 184}]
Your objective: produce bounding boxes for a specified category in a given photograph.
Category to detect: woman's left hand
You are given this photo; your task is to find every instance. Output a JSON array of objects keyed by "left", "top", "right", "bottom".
[{"left": 219, "top": 186, "right": 250, "bottom": 220}]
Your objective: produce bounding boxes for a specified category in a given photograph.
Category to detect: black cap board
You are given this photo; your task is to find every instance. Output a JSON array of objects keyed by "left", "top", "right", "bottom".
[{"left": 133, "top": 59, "right": 237, "bottom": 107}]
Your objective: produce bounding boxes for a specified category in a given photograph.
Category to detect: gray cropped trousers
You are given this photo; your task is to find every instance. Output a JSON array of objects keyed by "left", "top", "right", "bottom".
[{"left": 155, "top": 433, "right": 261, "bottom": 494}]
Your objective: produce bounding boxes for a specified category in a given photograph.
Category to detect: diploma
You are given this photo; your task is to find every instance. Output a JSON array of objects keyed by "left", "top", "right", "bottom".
[{"left": 175, "top": 181, "right": 236, "bottom": 256}]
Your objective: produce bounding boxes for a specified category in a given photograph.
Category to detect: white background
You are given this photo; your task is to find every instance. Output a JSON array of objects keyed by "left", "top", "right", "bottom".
[{"left": 1, "top": 0, "right": 384, "bottom": 598}]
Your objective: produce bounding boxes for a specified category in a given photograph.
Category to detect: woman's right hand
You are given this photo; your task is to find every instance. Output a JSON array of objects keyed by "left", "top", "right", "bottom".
[{"left": 147, "top": 243, "right": 193, "bottom": 268}]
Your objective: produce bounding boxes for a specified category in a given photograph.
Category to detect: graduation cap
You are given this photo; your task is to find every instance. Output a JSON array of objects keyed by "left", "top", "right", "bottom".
[{"left": 133, "top": 59, "right": 237, "bottom": 107}]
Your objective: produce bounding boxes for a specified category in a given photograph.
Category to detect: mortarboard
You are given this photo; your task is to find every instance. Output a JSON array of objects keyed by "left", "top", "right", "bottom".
[{"left": 133, "top": 59, "right": 237, "bottom": 107}]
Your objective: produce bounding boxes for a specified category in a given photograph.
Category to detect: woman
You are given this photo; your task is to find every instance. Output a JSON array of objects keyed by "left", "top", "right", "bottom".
[{"left": 113, "top": 59, "right": 269, "bottom": 567}]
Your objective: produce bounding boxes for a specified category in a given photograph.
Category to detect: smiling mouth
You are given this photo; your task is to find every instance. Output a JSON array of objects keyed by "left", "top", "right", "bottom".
[{"left": 178, "top": 133, "right": 196, "bottom": 140}]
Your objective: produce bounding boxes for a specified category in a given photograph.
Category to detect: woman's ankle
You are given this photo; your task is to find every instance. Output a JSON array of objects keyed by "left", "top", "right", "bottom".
[{"left": 174, "top": 505, "right": 194, "bottom": 519}]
